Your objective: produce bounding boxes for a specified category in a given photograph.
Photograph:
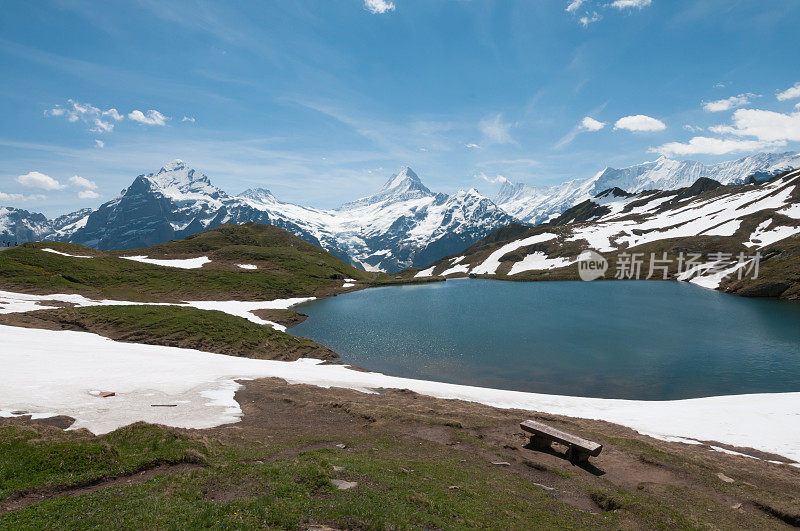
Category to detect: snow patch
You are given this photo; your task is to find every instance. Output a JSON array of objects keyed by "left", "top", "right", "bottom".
[
  {"left": 121, "top": 255, "right": 211, "bottom": 269},
  {"left": 1, "top": 324, "right": 799, "bottom": 464},
  {"left": 508, "top": 252, "right": 573, "bottom": 275},
  {"left": 42, "top": 248, "right": 94, "bottom": 258},
  {"left": 471, "top": 233, "right": 558, "bottom": 275},
  {"left": 236, "top": 264, "right": 257, "bottom": 270}
]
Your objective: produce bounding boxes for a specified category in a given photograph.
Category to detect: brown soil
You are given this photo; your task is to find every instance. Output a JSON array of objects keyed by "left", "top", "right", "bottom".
[{"left": 208, "top": 378, "right": 800, "bottom": 527}]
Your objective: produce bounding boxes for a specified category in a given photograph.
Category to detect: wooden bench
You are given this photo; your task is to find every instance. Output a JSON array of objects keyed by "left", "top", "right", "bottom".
[{"left": 520, "top": 420, "right": 602, "bottom": 464}]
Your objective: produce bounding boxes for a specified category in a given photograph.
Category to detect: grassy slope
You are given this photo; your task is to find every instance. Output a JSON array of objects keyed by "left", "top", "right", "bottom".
[
  {"left": 2, "top": 378, "right": 798, "bottom": 529},
  {"left": 0, "top": 305, "right": 335, "bottom": 361},
  {"left": 0, "top": 223, "right": 375, "bottom": 301}
]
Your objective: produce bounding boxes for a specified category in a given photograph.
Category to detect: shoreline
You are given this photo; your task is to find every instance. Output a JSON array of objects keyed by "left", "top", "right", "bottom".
[{"left": 2, "top": 322, "right": 799, "bottom": 466}]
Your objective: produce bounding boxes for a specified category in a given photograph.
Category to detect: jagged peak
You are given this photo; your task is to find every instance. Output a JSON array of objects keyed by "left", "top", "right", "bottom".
[
  {"left": 161, "top": 159, "right": 186, "bottom": 172},
  {"left": 340, "top": 167, "right": 433, "bottom": 209},
  {"left": 140, "top": 160, "right": 225, "bottom": 201},
  {"left": 379, "top": 166, "right": 430, "bottom": 195},
  {"left": 238, "top": 188, "right": 277, "bottom": 203}
]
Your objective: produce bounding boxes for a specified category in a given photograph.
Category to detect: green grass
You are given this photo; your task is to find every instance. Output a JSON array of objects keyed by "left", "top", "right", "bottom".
[
  {"left": 0, "top": 224, "right": 377, "bottom": 301},
  {"left": 0, "top": 423, "right": 208, "bottom": 501},
  {"left": 0, "top": 427, "right": 595, "bottom": 530},
  {"left": 10, "top": 305, "right": 335, "bottom": 360}
]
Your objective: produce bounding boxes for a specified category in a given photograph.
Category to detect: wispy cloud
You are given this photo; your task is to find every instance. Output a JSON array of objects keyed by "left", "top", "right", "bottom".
[
  {"left": 69, "top": 175, "right": 98, "bottom": 190},
  {"left": 579, "top": 12, "right": 602, "bottom": 27},
  {"left": 555, "top": 116, "right": 605, "bottom": 148},
  {"left": 181, "top": 116, "right": 196, "bottom": 123},
  {"left": 45, "top": 100, "right": 121, "bottom": 134},
  {"left": 94, "top": 139, "right": 105, "bottom": 148},
  {"left": 364, "top": 0, "right": 395, "bottom": 14},
  {"left": 476, "top": 172, "right": 510, "bottom": 185},
  {"left": 776, "top": 82, "right": 800, "bottom": 101},
  {"left": 653, "top": 137, "right": 783, "bottom": 156},
  {"left": 702, "top": 93, "right": 757, "bottom": 112},
  {"left": 465, "top": 143, "right": 481, "bottom": 149},
  {"left": 566, "top": 0, "right": 588, "bottom": 13},
  {"left": 610, "top": 0, "right": 652, "bottom": 9},
  {"left": 479, "top": 113, "right": 515, "bottom": 145},
  {"left": 78, "top": 190, "right": 100, "bottom": 199},
  {"left": 614, "top": 114, "right": 666, "bottom": 132},
  {"left": 16, "top": 171, "right": 65, "bottom": 190},
  {"left": 0, "top": 192, "right": 46, "bottom": 202}
]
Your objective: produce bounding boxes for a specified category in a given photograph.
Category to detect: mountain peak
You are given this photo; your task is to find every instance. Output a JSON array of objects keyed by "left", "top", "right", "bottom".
[
  {"left": 340, "top": 167, "right": 433, "bottom": 209},
  {"left": 145, "top": 161, "right": 225, "bottom": 202},
  {"left": 239, "top": 188, "right": 277, "bottom": 204},
  {"left": 380, "top": 167, "right": 430, "bottom": 195},
  {"left": 162, "top": 159, "right": 186, "bottom": 172}
]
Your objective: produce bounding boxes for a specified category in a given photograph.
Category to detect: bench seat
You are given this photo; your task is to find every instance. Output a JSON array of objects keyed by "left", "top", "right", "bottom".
[{"left": 520, "top": 420, "right": 602, "bottom": 463}]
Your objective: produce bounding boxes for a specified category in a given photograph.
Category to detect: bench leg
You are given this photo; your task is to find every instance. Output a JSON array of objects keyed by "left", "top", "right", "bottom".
[
  {"left": 566, "top": 446, "right": 589, "bottom": 464},
  {"left": 530, "top": 435, "right": 552, "bottom": 451}
]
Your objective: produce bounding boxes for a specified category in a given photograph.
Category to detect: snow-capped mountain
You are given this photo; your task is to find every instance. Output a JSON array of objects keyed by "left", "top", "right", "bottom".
[
  {"left": 238, "top": 166, "right": 516, "bottom": 271},
  {"left": 2, "top": 152, "right": 798, "bottom": 271},
  {"left": 497, "top": 152, "right": 800, "bottom": 224},
  {"left": 4, "top": 161, "right": 514, "bottom": 272},
  {"left": 420, "top": 168, "right": 800, "bottom": 299}
]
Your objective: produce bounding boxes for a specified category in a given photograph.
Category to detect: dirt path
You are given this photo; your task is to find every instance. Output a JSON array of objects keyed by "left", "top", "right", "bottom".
[{"left": 0, "top": 461, "right": 204, "bottom": 515}]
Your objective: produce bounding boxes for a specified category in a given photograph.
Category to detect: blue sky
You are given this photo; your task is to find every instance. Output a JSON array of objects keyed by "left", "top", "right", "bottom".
[{"left": 2, "top": 0, "right": 800, "bottom": 216}]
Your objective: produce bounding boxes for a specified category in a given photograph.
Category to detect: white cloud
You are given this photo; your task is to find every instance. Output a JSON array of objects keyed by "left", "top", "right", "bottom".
[
  {"left": 555, "top": 116, "right": 606, "bottom": 149},
  {"left": 91, "top": 118, "right": 114, "bottom": 133},
  {"left": 479, "top": 113, "right": 515, "bottom": 145},
  {"left": 78, "top": 190, "right": 100, "bottom": 199},
  {"left": 69, "top": 175, "right": 98, "bottom": 190},
  {"left": 579, "top": 116, "right": 605, "bottom": 131},
  {"left": 718, "top": 108, "right": 800, "bottom": 143},
  {"left": 16, "top": 171, "right": 65, "bottom": 190},
  {"left": 476, "top": 173, "right": 511, "bottom": 185},
  {"left": 103, "top": 108, "right": 124, "bottom": 121},
  {"left": 614, "top": 114, "right": 666, "bottom": 132},
  {"left": 45, "top": 100, "right": 119, "bottom": 133},
  {"left": 94, "top": 139, "right": 105, "bottom": 148},
  {"left": 579, "top": 12, "right": 601, "bottom": 27},
  {"left": 128, "top": 109, "right": 168, "bottom": 126},
  {"left": 566, "top": 0, "right": 587, "bottom": 12},
  {"left": 181, "top": 116, "right": 196, "bottom": 123},
  {"left": 364, "top": 0, "right": 395, "bottom": 14},
  {"left": 702, "top": 94, "right": 755, "bottom": 112},
  {"left": 0, "top": 192, "right": 45, "bottom": 202},
  {"left": 465, "top": 143, "right": 481, "bottom": 149},
  {"left": 776, "top": 82, "right": 800, "bottom": 101},
  {"left": 610, "top": 0, "right": 652, "bottom": 8},
  {"left": 653, "top": 137, "right": 784, "bottom": 157},
  {"left": 683, "top": 125, "right": 703, "bottom": 132}
]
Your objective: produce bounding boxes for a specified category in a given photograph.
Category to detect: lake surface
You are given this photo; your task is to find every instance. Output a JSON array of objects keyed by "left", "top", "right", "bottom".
[{"left": 291, "top": 280, "right": 800, "bottom": 400}]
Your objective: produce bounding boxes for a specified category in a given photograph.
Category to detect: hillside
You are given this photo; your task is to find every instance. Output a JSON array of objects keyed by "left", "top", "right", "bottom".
[
  {"left": 414, "top": 169, "right": 800, "bottom": 300},
  {"left": 496, "top": 151, "right": 800, "bottom": 224},
  {"left": 0, "top": 223, "right": 374, "bottom": 301}
]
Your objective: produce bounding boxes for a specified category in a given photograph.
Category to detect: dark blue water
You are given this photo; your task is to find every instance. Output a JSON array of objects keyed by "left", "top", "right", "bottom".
[{"left": 291, "top": 280, "right": 800, "bottom": 400}]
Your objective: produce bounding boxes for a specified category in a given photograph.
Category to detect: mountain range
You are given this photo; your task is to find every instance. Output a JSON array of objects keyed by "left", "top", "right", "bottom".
[
  {"left": 495, "top": 151, "right": 800, "bottom": 224},
  {"left": 2, "top": 152, "right": 799, "bottom": 272},
  {"left": 417, "top": 168, "right": 800, "bottom": 299}
]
